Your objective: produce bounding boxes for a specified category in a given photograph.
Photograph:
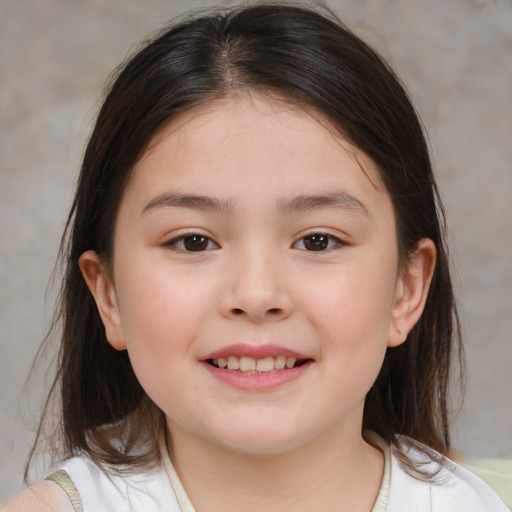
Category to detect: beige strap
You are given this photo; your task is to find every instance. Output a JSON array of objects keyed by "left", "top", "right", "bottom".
[
  {"left": 365, "top": 431, "right": 391, "bottom": 512},
  {"left": 159, "top": 431, "right": 197, "bottom": 512},
  {"left": 46, "top": 470, "right": 84, "bottom": 512}
]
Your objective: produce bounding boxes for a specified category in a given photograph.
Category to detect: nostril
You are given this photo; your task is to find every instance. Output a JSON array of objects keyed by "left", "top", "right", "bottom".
[{"left": 230, "top": 307, "right": 282, "bottom": 317}]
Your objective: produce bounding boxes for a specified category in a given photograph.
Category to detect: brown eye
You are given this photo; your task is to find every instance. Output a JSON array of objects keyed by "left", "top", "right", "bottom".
[
  {"left": 168, "top": 234, "right": 218, "bottom": 252},
  {"left": 303, "top": 234, "right": 328, "bottom": 251},
  {"left": 295, "top": 233, "right": 342, "bottom": 251},
  {"left": 183, "top": 235, "right": 209, "bottom": 251}
]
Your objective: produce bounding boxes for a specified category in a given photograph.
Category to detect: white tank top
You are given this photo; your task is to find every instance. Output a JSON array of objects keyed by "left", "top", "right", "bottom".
[{"left": 46, "top": 432, "right": 508, "bottom": 512}]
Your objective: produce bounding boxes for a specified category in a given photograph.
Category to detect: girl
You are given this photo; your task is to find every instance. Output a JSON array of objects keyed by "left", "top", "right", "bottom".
[{"left": 3, "top": 3, "right": 509, "bottom": 511}]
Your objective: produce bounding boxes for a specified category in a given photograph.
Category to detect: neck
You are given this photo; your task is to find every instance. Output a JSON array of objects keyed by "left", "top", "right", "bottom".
[{"left": 166, "top": 420, "right": 384, "bottom": 512}]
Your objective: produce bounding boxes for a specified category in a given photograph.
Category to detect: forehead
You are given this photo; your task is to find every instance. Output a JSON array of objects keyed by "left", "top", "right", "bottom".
[{"left": 123, "top": 94, "right": 389, "bottom": 215}]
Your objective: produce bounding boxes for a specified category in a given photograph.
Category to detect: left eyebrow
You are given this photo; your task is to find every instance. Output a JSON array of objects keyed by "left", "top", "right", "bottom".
[
  {"left": 276, "top": 191, "right": 370, "bottom": 216},
  {"left": 141, "top": 193, "right": 235, "bottom": 216}
]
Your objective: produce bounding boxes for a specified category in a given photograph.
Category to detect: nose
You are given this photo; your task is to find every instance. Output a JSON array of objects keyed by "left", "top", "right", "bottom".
[{"left": 217, "top": 249, "right": 294, "bottom": 323}]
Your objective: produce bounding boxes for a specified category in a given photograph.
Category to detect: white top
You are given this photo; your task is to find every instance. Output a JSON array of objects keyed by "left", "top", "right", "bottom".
[{"left": 47, "top": 433, "right": 509, "bottom": 512}]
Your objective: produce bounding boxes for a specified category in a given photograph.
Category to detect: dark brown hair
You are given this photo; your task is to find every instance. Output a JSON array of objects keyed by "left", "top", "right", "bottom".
[{"left": 28, "top": 2, "right": 462, "bottom": 478}]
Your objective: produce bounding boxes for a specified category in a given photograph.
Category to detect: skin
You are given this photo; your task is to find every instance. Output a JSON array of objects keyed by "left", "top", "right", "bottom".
[
  {"left": 5, "top": 94, "right": 435, "bottom": 511},
  {"left": 1, "top": 481, "right": 74, "bottom": 512}
]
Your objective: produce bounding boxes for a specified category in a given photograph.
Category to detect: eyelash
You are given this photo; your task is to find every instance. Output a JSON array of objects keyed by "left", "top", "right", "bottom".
[{"left": 165, "top": 232, "right": 344, "bottom": 253}]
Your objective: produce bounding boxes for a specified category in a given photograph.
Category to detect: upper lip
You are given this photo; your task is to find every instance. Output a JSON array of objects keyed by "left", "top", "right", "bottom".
[{"left": 201, "top": 343, "right": 312, "bottom": 361}]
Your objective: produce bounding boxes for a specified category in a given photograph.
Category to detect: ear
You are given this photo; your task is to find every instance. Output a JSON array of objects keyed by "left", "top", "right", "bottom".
[
  {"left": 78, "top": 250, "right": 127, "bottom": 350},
  {"left": 388, "top": 238, "right": 436, "bottom": 348}
]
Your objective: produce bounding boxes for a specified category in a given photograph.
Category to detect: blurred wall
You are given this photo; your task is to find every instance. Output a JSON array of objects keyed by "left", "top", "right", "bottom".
[{"left": 1, "top": 0, "right": 511, "bottom": 503}]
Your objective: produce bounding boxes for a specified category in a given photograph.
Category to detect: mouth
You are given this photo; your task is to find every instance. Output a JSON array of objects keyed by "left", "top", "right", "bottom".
[
  {"left": 201, "top": 345, "right": 313, "bottom": 390},
  {"left": 205, "top": 355, "right": 310, "bottom": 374}
]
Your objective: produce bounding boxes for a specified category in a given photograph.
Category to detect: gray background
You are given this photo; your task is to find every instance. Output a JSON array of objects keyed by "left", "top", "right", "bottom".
[{"left": 1, "top": 0, "right": 511, "bottom": 504}]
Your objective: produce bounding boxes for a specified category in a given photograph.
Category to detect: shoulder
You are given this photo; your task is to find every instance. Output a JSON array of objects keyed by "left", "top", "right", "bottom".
[
  {"left": 387, "top": 438, "right": 510, "bottom": 512},
  {"left": 47, "top": 453, "right": 182, "bottom": 512},
  {"left": 1, "top": 480, "right": 75, "bottom": 512}
]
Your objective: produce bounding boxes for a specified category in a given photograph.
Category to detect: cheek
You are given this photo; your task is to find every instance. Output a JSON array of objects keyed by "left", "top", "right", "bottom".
[
  {"left": 304, "top": 265, "right": 395, "bottom": 336},
  {"left": 114, "top": 265, "right": 213, "bottom": 369},
  {"left": 299, "top": 259, "right": 396, "bottom": 375},
  {"left": 115, "top": 272, "right": 213, "bottom": 412}
]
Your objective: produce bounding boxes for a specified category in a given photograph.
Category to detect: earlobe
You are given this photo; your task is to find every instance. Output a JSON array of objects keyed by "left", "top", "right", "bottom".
[
  {"left": 388, "top": 238, "right": 436, "bottom": 347},
  {"left": 78, "top": 250, "right": 127, "bottom": 350}
]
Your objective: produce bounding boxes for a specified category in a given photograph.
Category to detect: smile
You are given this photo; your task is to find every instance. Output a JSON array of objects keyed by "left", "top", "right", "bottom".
[
  {"left": 207, "top": 356, "right": 308, "bottom": 373},
  {"left": 201, "top": 344, "right": 313, "bottom": 390}
]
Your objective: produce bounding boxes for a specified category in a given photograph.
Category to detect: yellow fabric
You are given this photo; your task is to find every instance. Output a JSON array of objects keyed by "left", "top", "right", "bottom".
[
  {"left": 458, "top": 458, "right": 512, "bottom": 510},
  {"left": 46, "top": 469, "right": 84, "bottom": 512}
]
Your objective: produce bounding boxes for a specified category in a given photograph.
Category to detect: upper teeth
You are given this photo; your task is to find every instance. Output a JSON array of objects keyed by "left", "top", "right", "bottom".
[{"left": 213, "top": 355, "right": 298, "bottom": 373}]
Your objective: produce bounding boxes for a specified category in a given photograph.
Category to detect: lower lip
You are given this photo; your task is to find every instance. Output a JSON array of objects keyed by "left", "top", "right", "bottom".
[{"left": 200, "top": 361, "right": 313, "bottom": 391}]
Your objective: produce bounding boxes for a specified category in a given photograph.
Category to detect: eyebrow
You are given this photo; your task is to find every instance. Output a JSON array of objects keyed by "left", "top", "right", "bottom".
[
  {"left": 141, "top": 193, "right": 235, "bottom": 216},
  {"left": 277, "top": 191, "right": 370, "bottom": 216},
  {"left": 141, "top": 191, "right": 369, "bottom": 217}
]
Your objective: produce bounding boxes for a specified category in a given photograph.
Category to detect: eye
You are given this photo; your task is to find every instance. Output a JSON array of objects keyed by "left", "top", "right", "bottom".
[
  {"left": 167, "top": 234, "right": 218, "bottom": 252},
  {"left": 294, "top": 233, "right": 343, "bottom": 252}
]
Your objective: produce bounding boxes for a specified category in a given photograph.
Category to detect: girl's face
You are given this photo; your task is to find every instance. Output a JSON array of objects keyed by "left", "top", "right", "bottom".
[{"left": 81, "top": 95, "right": 434, "bottom": 456}]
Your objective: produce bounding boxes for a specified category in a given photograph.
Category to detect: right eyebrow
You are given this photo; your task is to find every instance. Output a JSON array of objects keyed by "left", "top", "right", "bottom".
[{"left": 141, "top": 193, "right": 235, "bottom": 217}]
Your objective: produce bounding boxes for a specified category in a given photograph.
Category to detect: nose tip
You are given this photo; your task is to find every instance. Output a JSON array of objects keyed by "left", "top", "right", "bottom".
[{"left": 218, "top": 260, "right": 294, "bottom": 322}]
